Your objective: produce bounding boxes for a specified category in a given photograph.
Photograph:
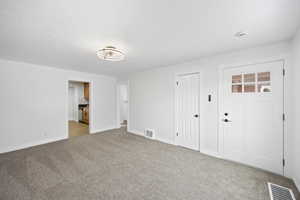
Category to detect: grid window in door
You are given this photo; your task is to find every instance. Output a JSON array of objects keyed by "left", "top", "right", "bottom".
[{"left": 231, "top": 71, "right": 271, "bottom": 93}]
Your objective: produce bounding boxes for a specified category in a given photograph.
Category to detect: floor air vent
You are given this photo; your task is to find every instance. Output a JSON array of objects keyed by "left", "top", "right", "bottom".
[
  {"left": 268, "top": 183, "right": 296, "bottom": 200},
  {"left": 144, "top": 129, "right": 155, "bottom": 139}
]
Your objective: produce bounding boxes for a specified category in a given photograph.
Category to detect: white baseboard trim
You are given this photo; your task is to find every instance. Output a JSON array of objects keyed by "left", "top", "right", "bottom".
[
  {"left": 155, "top": 137, "right": 175, "bottom": 145},
  {"left": 128, "top": 129, "right": 175, "bottom": 145},
  {"left": 294, "top": 178, "right": 300, "bottom": 191},
  {"left": 90, "top": 126, "right": 117, "bottom": 134},
  {"left": 0, "top": 136, "right": 67, "bottom": 154},
  {"left": 127, "top": 129, "right": 144, "bottom": 136},
  {"left": 200, "top": 149, "right": 221, "bottom": 158}
]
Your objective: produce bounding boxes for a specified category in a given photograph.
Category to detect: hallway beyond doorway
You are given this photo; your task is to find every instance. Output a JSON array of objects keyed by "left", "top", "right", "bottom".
[{"left": 68, "top": 121, "right": 89, "bottom": 137}]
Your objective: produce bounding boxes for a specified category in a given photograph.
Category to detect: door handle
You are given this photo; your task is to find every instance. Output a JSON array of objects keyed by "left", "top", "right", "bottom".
[
  {"left": 222, "top": 119, "right": 232, "bottom": 122},
  {"left": 194, "top": 114, "right": 199, "bottom": 118}
]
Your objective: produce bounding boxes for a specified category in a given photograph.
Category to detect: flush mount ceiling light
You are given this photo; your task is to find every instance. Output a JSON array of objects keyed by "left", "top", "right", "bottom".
[
  {"left": 235, "top": 31, "right": 248, "bottom": 38},
  {"left": 96, "top": 46, "right": 125, "bottom": 61}
]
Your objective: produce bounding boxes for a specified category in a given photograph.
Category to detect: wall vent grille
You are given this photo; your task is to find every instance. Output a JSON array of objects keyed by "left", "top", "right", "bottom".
[
  {"left": 268, "top": 183, "right": 296, "bottom": 200},
  {"left": 144, "top": 129, "right": 155, "bottom": 139}
]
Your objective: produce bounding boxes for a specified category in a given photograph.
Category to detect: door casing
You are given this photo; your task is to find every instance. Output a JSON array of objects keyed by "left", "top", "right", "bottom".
[{"left": 66, "top": 79, "right": 93, "bottom": 138}]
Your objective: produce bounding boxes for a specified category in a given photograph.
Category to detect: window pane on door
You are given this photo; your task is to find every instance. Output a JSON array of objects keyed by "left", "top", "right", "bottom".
[
  {"left": 244, "top": 73, "right": 255, "bottom": 83},
  {"left": 244, "top": 84, "right": 255, "bottom": 92},
  {"left": 258, "top": 83, "right": 271, "bottom": 92},
  {"left": 258, "top": 72, "right": 270, "bottom": 82},
  {"left": 232, "top": 85, "right": 242, "bottom": 93},
  {"left": 232, "top": 75, "right": 242, "bottom": 83}
]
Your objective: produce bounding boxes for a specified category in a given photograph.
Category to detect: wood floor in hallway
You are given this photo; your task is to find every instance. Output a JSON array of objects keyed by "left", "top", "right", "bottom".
[{"left": 68, "top": 121, "right": 89, "bottom": 138}]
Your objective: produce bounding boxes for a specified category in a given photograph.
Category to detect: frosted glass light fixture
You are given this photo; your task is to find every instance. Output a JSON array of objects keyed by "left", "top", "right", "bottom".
[{"left": 96, "top": 46, "right": 125, "bottom": 61}]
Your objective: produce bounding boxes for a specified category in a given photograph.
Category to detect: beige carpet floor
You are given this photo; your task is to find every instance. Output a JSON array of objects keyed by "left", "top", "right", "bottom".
[
  {"left": 68, "top": 121, "right": 89, "bottom": 138},
  {"left": 0, "top": 128, "right": 299, "bottom": 200}
]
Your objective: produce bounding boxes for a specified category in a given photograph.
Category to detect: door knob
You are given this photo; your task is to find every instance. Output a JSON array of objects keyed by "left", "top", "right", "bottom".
[
  {"left": 222, "top": 119, "right": 232, "bottom": 122},
  {"left": 194, "top": 114, "right": 199, "bottom": 118}
]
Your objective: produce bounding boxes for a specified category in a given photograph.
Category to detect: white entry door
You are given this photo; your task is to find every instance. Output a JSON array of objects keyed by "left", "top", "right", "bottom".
[
  {"left": 176, "top": 73, "right": 200, "bottom": 150},
  {"left": 221, "top": 61, "right": 284, "bottom": 174}
]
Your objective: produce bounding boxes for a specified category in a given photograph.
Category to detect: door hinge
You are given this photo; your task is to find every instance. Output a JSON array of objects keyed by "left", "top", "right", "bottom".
[
  {"left": 176, "top": 81, "right": 179, "bottom": 86},
  {"left": 283, "top": 69, "right": 285, "bottom": 76},
  {"left": 283, "top": 159, "right": 285, "bottom": 167},
  {"left": 283, "top": 113, "right": 285, "bottom": 121}
]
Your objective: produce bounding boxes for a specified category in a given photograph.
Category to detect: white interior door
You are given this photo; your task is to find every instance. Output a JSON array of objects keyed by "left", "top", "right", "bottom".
[
  {"left": 176, "top": 73, "right": 200, "bottom": 150},
  {"left": 221, "top": 61, "right": 284, "bottom": 174}
]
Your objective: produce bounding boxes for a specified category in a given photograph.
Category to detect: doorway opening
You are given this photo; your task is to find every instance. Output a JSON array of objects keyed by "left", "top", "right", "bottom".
[
  {"left": 68, "top": 81, "right": 90, "bottom": 138},
  {"left": 117, "top": 83, "right": 129, "bottom": 133}
]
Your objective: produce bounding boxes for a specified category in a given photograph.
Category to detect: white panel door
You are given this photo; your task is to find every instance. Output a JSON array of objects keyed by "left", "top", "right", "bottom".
[
  {"left": 221, "top": 61, "right": 284, "bottom": 174},
  {"left": 176, "top": 73, "right": 200, "bottom": 150}
]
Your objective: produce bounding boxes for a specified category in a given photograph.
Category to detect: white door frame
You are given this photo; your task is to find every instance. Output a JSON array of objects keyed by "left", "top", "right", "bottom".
[
  {"left": 68, "top": 86, "right": 76, "bottom": 121},
  {"left": 127, "top": 80, "right": 130, "bottom": 131},
  {"left": 174, "top": 71, "right": 201, "bottom": 151},
  {"left": 217, "top": 58, "right": 286, "bottom": 174},
  {"left": 66, "top": 79, "right": 93, "bottom": 138},
  {"left": 116, "top": 81, "right": 129, "bottom": 129}
]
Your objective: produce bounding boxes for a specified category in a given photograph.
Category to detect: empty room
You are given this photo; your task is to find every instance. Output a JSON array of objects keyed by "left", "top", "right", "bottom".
[{"left": 0, "top": 0, "right": 300, "bottom": 199}]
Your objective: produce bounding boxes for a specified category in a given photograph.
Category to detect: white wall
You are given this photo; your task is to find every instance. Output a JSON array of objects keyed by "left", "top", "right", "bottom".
[
  {"left": 128, "top": 42, "right": 294, "bottom": 177},
  {"left": 0, "top": 59, "right": 117, "bottom": 153},
  {"left": 292, "top": 29, "right": 300, "bottom": 189}
]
